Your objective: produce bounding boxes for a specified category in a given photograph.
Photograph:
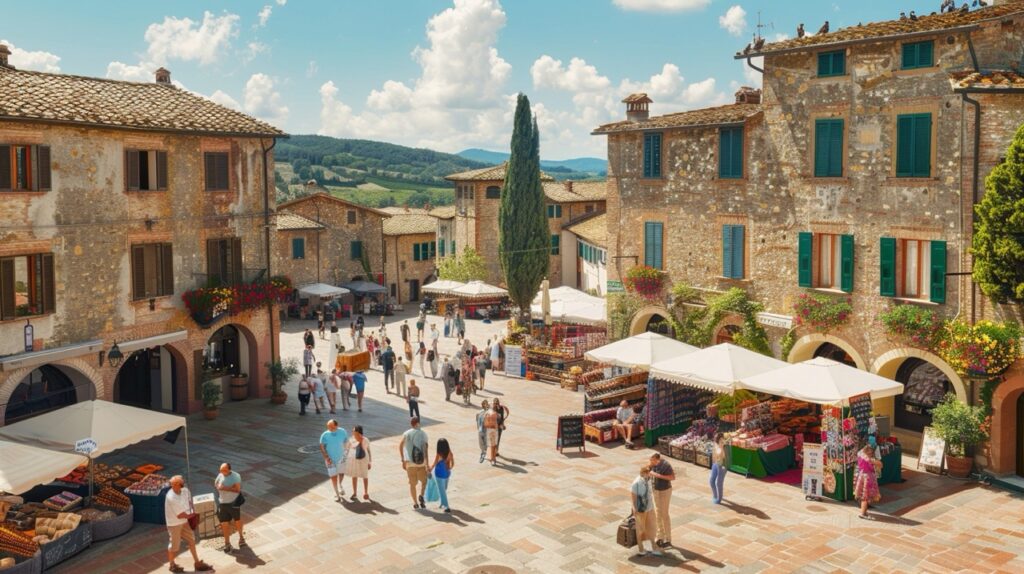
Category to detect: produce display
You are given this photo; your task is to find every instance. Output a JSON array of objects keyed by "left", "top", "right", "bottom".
[
  {"left": 92, "top": 488, "right": 131, "bottom": 513},
  {"left": 584, "top": 372, "right": 648, "bottom": 412},
  {"left": 0, "top": 557, "right": 17, "bottom": 569},
  {"left": 43, "top": 491, "right": 83, "bottom": 512},
  {"left": 76, "top": 508, "right": 118, "bottom": 523},
  {"left": 33, "top": 512, "right": 82, "bottom": 544},
  {"left": 646, "top": 379, "right": 713, "bottom": 431},
  {"left": 124, "top": 474, "right": 170, "bottom": 496},
  {"left": 0, "top": 526, "right": 39, "bottom": 558}
]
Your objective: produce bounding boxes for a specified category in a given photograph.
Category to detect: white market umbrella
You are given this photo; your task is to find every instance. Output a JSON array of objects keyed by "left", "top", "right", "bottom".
[
  {"left": 740, "top": 356, "right": 905, "bottom": 404},
  {"left": 297, "top": 283, "right": 350, "bottom": 298},
  {"left": 531, "top": 298, "right": 607, "bottom": 326},
  {"left": 0, "top": 440, "right": 87, "bottom": 495},
  {"left": 649, "top": 343, "right": 789, "bottom": 394},
  {"left": 451, "top": 280, "right": 508, "bottom": 298},
  {"left": 585, "top": 331, "right": 697, "bottom": 369},
  {"left": 422, "top": 279, "right": 465, "bottom": 295},
  {"left": 531, "top": 286, "right": 600, "bottom": 306}
]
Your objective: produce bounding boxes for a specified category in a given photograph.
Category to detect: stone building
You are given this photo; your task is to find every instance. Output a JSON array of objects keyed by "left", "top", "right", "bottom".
[
  {"left": 562, "top": 212, "right": 608, "bottom": 295},
  {"left": 594, "top": 2, "right": 1024, "bottom": 461},
  {"left": 0, "top": 57, "right": 285, "bottom": 424},
  {"left": 381, "top": 209, "right": 441, "bottom": 304},
  {"left": 275, "top": 192, "right": 388, "bottom": 287},
  {"left": 445, "top": 163, "right": 607, "bottom": 287}
]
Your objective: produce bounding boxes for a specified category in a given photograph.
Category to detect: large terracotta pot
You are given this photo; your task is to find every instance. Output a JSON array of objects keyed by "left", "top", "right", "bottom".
[
  {"left": 203, "top": 408, "right": 219, "bottom": 421},
  {"left": 270, "top": 392, "right": 287, "bottom": 405},
  {"left": 946, "top": 454, "right": 973, "bottom": 478}
]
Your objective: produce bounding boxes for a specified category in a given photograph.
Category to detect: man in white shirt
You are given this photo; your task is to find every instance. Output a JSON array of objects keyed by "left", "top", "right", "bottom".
[
  {"left": 399, "top": 417, "right": 430, "bottom": 509},
  {"left": 614, "top": 400, "right": 638, "bottom": 449},
  {"left": 164, "top": 475, "right": 211, "bottom": 572}
]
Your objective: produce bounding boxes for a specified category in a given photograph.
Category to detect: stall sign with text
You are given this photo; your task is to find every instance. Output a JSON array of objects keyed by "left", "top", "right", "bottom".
[
  {"left": 801, "top": 443, "right": 824, "bottom": 498},
  {"left": 74, "top": 438, "right": 98, "bottom": 455},
  {"left": 504, "top": 345, "right": 524, "bottom": 378}
]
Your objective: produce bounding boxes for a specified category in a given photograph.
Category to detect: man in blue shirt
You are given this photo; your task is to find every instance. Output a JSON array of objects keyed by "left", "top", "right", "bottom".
[
  {"left": 319, "top": 419, "right": 349, "bottom": 501},
  {"left": 214, "top": 463, "right": 244, "bottom": 553}
]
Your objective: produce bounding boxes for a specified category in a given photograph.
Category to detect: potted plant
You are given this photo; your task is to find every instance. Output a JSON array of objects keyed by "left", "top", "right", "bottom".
[
  {"left": 624, "top": 265, "right": 665, "bottom": 301},
  {"left": 266, "top": 358, "right": 300, "bottom": 405},
  {"left": 229, "top": 372, "right": 249, "bottom": 401},
  {"left": 201, "top": 379, "right": 222, "bottom": 420},
  {"left": 930, "top": 393, "right": 988, "bottom": 478}
]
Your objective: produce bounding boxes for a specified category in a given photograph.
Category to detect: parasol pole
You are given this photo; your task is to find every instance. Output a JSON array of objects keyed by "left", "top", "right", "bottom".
[{"left": 185, "top": 423, "right": 192, "bottom": 488}]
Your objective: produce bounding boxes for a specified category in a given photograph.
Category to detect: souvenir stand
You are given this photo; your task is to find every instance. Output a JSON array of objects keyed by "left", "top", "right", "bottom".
[
  {"left": 451, "top": 281, "right": 509, "bottom": 320},
  {"left": 740, "top": 357, "right": 905, "bottom": 501},
  {"left": 422, "top": 279, "right": 464, "bottom": 316},
  {"left": 527, "top": 287, "right": 607, "bottom": 385},
  {"left": 341, "top": 280, "right": 391, "bottom": 316},
  {"left": 0, "top": 401, "right": 189, "bottom": 570}
]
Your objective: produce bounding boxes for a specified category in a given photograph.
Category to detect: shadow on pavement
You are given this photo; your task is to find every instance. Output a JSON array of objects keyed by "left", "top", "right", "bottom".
[
  {"left": 861, "top": 513, "right": 920, "bottom": 526},
  {"left": 231, "top": 546, "right": 267, "bottom": 569},
  {"left": 340, "top": 499, "right": 399, "bottom": 515},
  {"left": 498, "top": 456, "right": 538, "bottom": 468},
  {"left": 561, "top": 450, "right": 598, "bottom": 459},
  {"left": 720, "top": 500, "right": 771, "bottom": 520},
  {"left": 421, "top": 508, "right": 484, "bottom": 526}
]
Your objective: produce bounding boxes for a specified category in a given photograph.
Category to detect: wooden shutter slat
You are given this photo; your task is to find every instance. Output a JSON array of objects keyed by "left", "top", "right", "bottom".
[
  {"left": 156, "top": 151, "right": 168, "bottom": 190},
  {"left": 722, "top": 225, "right": 733, "bottom": 278},
  {"left": 40, "top": 253, "right": 55, "bottom": 313},
  {"left": 814, "top": 121, "right": 830, "bottom": 177},
  {"left": 929, "top": 240, "right": 947, "bottom": 303},
  {"left": 797, "top": 232, "right": 813, "bottom": 287},
  {"left": 204, "top": 153, "right": 216, "bottom": 190},
  {"left": 731, "top": 128, "right": 743, "bottom": 178},
  {"left": 896, "top": 116, "right": 914, "bottom": 176},
  {"left": 914, "top": 114, "right": 931, "bottom": 177},
  {"left": 126, "top": 150, "right": 140, "bottom": 191},
  {"left": 0, "top": 145, "right": 11, "bottom": 190},
  {"left": 879, "top": 237, "right": 896, "bottom": 296},
  {"left": 840, "top": 234, "right": 854, "bottom": 293},
  {"left": 132, "top": 245, "right": 147, "bottom": 300},
  {"left": 653, "top": 223, "right": 663, "bottom": 269},
  {"left": 732, "top": 225, "right": 745, "bottom": 279},
  {"left": 1, "top": 258, "right": 15, "bottom": 320},
  {"left": 231, "top": 237, "right": 242, "bottom": 284},
  {"left": 652, "top": 134, "right": 661, "bottom": 177},
  {"left": 642, "top": 134, "right": 652, "bottom": 178},
  {"left": 829, "top": 121, "right": 844, "bottom": 177},
  {"left": 36, "top": 145, "right": 52, "bottom": 191},
  {"left": 919, "top": 42, "right": 933, "bottom": 67},
  {"left": 160, "top": 243, "right": 174, "bottom": 296},
  {"left": 902, "top": 43, "right": 916, "bottom": 69},
  {"left": 206, "top": 239, "right": 221, "bottom": 285}
]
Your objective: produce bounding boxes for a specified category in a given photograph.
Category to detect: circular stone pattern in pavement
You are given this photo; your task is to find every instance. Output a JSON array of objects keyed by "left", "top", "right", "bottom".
[
  {"left": 297, "top": 444, "right": 322, "bottom": 454},
  {"left": 465, "top": 567, "right": 516, "bottom": 574}
]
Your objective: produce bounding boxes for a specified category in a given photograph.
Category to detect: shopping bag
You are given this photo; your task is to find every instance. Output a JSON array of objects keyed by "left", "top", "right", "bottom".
[{"left": 425, "top": 476, "right": 440, "bottom": 503}]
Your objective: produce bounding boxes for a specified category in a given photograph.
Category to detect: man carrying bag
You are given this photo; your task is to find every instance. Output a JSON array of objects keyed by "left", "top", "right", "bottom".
[{"left": 214, "top": 462, "right": 246, "bottom": 553}]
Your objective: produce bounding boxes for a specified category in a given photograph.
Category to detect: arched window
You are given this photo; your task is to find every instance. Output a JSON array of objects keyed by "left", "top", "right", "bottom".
[
  {"left": 715, "top": 325, "right": 740, "bottom": 345},
  {"left": 4, "top": 366, "right": 77, "bottom": 423},
  {"left": 813, "top": 342, "right": 856, "bottom": 368}
]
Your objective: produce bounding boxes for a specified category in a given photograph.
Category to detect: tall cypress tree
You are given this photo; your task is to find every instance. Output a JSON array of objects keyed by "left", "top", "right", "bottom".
[
  {"left": 499, "top": 94, "right": 549, "bottom": 321},
  {"left": 972, "top": 123, "right": 1024, "bottom": 302}
]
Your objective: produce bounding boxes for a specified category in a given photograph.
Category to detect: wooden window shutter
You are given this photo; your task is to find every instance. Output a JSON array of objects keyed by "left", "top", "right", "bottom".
[
  {"left": 829, "top": 121, "right": 843, "bottom": 177},
  {"left": 879, "top": 237, "right": 896, "bottom": 296},
  {"left": 204, "top": 153, "right": 216, "bottom": 190},
  {"left": 219, "top": 152, "right": 231, "bottom": 191},
  {"left": 0, "top": 145, "right": 11, "bottom": 190},
  {"left": 132, "top": 245, "right": 147, "bottom": 300},
  {"left": 731, "top": 225, "right": 745, "bottom": 278},
  {"left": 351, "top": 241, "right": 362, "bottom": 260},
  {"left": 160, "top": 243, "right": 174, "bottom": 296},
  {"left": 36, "top": 146, "right": 51, "bottom": 191},
  {"left": 126, "top": 150, "right": 140, "bottom": 191},
  {"left": 651, "top": 134, "right": 661, "bottom": 177},
  {"left": 431, "top": 241, "right": 437, "bottom": 258},
  {"left": 722, "top": 225, "right": 734, "bottom": 278},
  {"left": 292, "top": 237, "right": 305, "bottom": 259},
  {"left": 731, "top": 129, "right": 743, "bottom": 178},
  {"left": 41, "top": 253, "right": 55, "bottom": 313},
  {"left": 642, "top": 134, "right": 653, "bottom": 178},
  {"left": 0, "top": 258, "right": 14, "bottom": 320},
  {"left": 231, "top": 238, "right": 242, "bottom": 283},
  {"left": 798, "top": 232, "right": 813, "bottom": 287},
  {"left": 913, "top": 114, "right": 931, "bottom": 178},
  {"left": 206, "top": 239, "right": 222, "bottom": 283},
  {"left": 901, "top": 43, "right": 917, "bottom": 69},
  {"left": 813, "top": 121, "right": 831, "bottom": 177},
  {"left": 896, "top": 116, "right": 914, "bottom": 177},
  {"left": 840, "top": 234, "right": 854, "bottom": 293},
  {"left": 413, "top": 243, "right": 421, "bottom": 262},
  {"left": 918, "top": 42, "right": 933, "bottom": 67},
  {"left": 156, "top": 151, "right": 168, "bottom": 190},
  {"left": 929, "top": 240, "right": 947, "bottom": 303},
  {"left": 718, "top": 129, "right": 731, "bottom": 178}
]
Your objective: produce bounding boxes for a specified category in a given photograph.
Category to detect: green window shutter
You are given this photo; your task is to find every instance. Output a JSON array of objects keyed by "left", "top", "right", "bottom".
[
  {"left": 902, "top": 41, "right": 933, "bottom": 69},
  {"left": 719, "top": 129, "right": 731, "bottom": 178},
  {"left": 901, "top": 43, "right": 917, "bottom": 69},
  {"left": 551, "top": 235, "right": 560, "bottom": 255},
  {"left": 814, "top": 121, "right": 831, "bottom": 177},
  {"left": 818, "top": 51, "right": 844, "bottom": 76},
  {"left": 929, "top": 240, "right": 947, "bottom": 303},
  {"left": 451, "top": 240, "right": 455, "bottom": 254},
  {"left": 731, "top": 128, "right": 743, "bottom": 178},
  {"left": 439, "top": 239, "right": 445, "bottom": 257},
  {"left": 818, "top": 52, "right": 830, "bottom": 76},
  {"left": 840, "top": 234, "right": 854, "bottom": 292},
  {"left": 578, "top": 242, "right": 584, "bottom": 257},
  {"left": 798, "top": 232, "right": 813, "bottom": 287},
  {"left": 643, "top": 134, "right": 652, "bottom": 177},
  {"left": 350, "top": 241, "right": 362, "bottom": 260},
  {"left": 913, "top": 114, "right": 931, "bottom": 177},
  {"left": 430, "top": 241, "right": 436, "bottom": 258},
  {"left": 651, "top": 133, "right": 661, "bottom": 177},
  {"left": 413, "top": 243, "right": 421, "bottom": 262},
  {"left": 896, "top": 115, "right": 914, "bottom": 177},
  {"left": 879, "top": 237, "right": 896, "bottom": 297},
  {"left": 292, "top": 238, "right": 304, "bottom": 259},
  {"left": 722, "top": 225, "right": 734, "bottom": 278},
  {"left": 828, "top": 120, "right": 844, "bottom": 177},
  {"left": 918, "top": 41, "right": 933, "bottom": 67},
  {"left": 546, "top": 205, "right": 552, "bottom": 218},
  {"left": 731, "top": 225, "right": 745, "bottom": 279},
  {"left": 644, "top": 222, "right": 663, "bottom": 269}
]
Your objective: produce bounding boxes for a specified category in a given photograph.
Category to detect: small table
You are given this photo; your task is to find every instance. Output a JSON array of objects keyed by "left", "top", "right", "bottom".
[{"left": 728, "top": 444, "right": 795, "bottom": 478}]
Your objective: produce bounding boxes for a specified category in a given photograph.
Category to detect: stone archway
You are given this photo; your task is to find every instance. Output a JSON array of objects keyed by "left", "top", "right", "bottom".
[
  {"left": 0, "top": 359, "right": 102, "bottom": 426},
  {"left": 113, "top": 345, "right": 186, "bottom": 414},
  {"left": 872, "top": 348, "right": 966, "bottom": 403},
  {"left": 788, "top": 333, "right": 867, "bottom": 369},
  {"left": 989, "top": 362, "right": 1024, "bottom": 475},
  {"left": 628, "top": 305, "right": 672, "bottom": 336}
]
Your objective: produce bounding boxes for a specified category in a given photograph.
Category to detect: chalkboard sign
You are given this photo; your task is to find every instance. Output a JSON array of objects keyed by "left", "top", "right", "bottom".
[
  {"left": 557, "top": 415, "right": 585, "bottom": 452},
  {"left": 848, "top": 393, "right": 873, "bottom": 439},
  {"left": 41, "top": 523, "right": 92, "bottom": 570},
  {"left": 917, "top": 425, "right": 946, "bottom": 473},
  {"left": 504, "top": 345, "right": 524, "bottom": 379}
]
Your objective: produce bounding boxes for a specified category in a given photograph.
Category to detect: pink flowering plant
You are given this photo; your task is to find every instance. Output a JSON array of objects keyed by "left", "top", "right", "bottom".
[
  {"left": 937, "top": 320, "right": 1022, "bottom": 377},
  {"left": 624, "top": 265, "right": 665, "bottom": 300},
  {"left": 184, "top": 275, "right": 293, "bottom": 325},
  {"left": 879, "top": 304, "right": 944, "bottom": 349},
  {"left": 792, "top": 291, "right": 853, "bottom": 333}
]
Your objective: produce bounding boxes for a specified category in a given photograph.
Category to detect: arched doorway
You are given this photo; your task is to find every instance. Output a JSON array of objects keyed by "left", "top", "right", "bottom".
[
  {"left": 985, "top": 366, "right": 1024, "bottom": 475},
  {"left": 894, "top": 358, "right": 952, "bottom": 433},
  {"left": 4, "top": 365, "right": 80, "bottom": 424},
  {"left": 629, "top": 305, "right": 672, "bottom": 337},
  {"left": 715, "top": 325, "right": 740, "bottom": 345},
  {"left": 204, "top": 325, "right": 244, "bottom": 377},
  {"left": 645, "top": 314, "right": 673, "bottom": 337},
  {"left": 813, "top": 342, "right": 857, "bottom": 368},
  {"left": 114, "top": 347, "right": 178, "bottom": 413},
  {"left": 788, "top": 334, "right": 866, "bottom": 369}
]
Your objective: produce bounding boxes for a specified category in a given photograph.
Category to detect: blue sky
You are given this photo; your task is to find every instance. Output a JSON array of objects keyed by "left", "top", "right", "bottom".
[{"left": 4, "top": 0, "right": 940, "bottom": 158}]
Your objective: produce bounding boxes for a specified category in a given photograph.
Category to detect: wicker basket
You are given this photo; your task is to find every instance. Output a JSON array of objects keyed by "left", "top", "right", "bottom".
[
  {"left": 89, "top": 505, "right": 133, "bottom": 541},
  {"left": 657, "top": 435, "right": 674, "bottom": 455}
]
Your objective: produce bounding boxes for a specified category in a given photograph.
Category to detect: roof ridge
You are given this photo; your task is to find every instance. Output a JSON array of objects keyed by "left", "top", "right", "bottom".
[{"left": 0, "top": 64, "right": 178, "bottom": 88}]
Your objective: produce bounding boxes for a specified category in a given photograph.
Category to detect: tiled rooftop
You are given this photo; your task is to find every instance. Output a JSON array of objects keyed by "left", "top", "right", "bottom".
[
  {"left": 950, "top": 69, "right": 1024, "bottom": 90},
  {"left": 542, "top": 180, "right": 608, "bottom": 203},
  {"left": 593, "top": 103, "right": 761, "bottom": 134},
  {"left": 445, "top": 162, "right": 555, "bottom": 182},
  {"left": 276, "top": 212, "right": 325, "bottom": 231},
  {"left": 382, "top": 212, "right": 438, "bottom": 236},
  {"left": 745, "top": 1, "right": 1024, "bottom": 57},
  {"left": 565, "top": 212, "right": 607, "bottom": 247},
  {"left": 0, "top": 65, "right": 284, "bottom": 137},
  {"left": 277, "top": 192, "right": 391, "bottom": 216}
]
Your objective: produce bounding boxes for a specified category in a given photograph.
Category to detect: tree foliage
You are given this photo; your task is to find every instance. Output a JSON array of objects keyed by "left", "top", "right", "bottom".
[
  {"left": 972, "top": 123, "right": 1024, "bottom": 302},
  {"left": 437, "top": 248, "right": 488, "bottom": 283},
  {"left": 498, "top": 95, "right": 549, "bottom": 317}
]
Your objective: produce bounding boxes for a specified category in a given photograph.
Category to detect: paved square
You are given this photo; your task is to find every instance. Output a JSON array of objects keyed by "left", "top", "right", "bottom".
[{"left": 56, "top": 310, "right": 1024, "bottom": 573}]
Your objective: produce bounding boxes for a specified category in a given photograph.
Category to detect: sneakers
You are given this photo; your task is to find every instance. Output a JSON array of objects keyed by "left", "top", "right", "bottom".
[
  {"left": 444, "top": 507, "right": 451, "bottom": 514},
  {"left": 418, "top": 495, "right": 425, "bottom": 507},
  {"left": 651, "top": 550, "right": 664, "bottom": 557},
  {"left": 635, "top": 550, "right": 648, "bottom": 557},
  {"left": 479, "top": 453, "right": 485, "bottom": 463},
  {"left": 656, "top": 540, "right": 671, "bottom": 548},
  {"left": 238, "top": 537, "right": 248, "bottom": 548},
  {"left": 222, "top": 543, "right": 233, "bottom": 553}
]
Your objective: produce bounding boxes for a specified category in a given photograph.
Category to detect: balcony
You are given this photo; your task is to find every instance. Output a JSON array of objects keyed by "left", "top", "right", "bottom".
[{"left": 190, "top": 268, "right": 268, "bottom": 290}]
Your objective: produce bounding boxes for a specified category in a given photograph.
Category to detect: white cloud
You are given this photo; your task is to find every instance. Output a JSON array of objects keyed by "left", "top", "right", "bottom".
[
  {"left": 719, "top": 5, "right": 747, "bottom": 37},
  {"left": 741, "top": 56, "right": 763, "bottom": 87},
  {"left": 276, "top": 0, "right": 287, "bottom": 5},
  {"left": 531, "top": 55, "right": 610, "bottom": 92},
  {"left": 1, "top": 39, "right": 61, "bottom": 73},
  {"left": 145, "top": 11, "right": 239, "bottom": 66},
  {"left": 244, "top": 41, "right": 268, "bottom": 63},
  {"left": 257, "top": 5, "right": 272, "bottom": 27},
  {"left": 105, "top": 61, "right": 154, "bottom": 82},
  {"left": 244, "top": 73, "right": 288, "bottom": 125},
  {"left": 612, "top": 0, "right": 710, "bottom": 12},
  {"left": 209, "top": 89, "right": 241, "bottom": 110},
  {"left": 306, "top": 60, "right": 319, "bottom": 78}
]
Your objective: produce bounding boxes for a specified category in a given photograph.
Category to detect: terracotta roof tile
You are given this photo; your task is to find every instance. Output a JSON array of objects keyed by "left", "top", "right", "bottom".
[
  {"left": 276, "top": 212, "right": 325, "bottom": 231},
  {"left": 0, "top": 66, "right": 284, "bottom": 137},
  {"left": 744, "top": 1, "right": 1024, "bottom": 57},
  {"left": 383, "top": 212, "right": 438, "bottom": 236},
  {"left": 950, "top": 69, "right": 1024, "bottom": 90},
  {"left": 565, "top": 213, "right": 607, "bottom": 247},
  {"left": 445, "top": 162, "right": 555, "bottom": 182},
  {"left": 542, "top": 181, "right": 608, "bottom": 203},
  {"left": 277, "top": 192, "right": 391, "bottom": 217},
  {"left": 593, "top": 103, "right": 761, "bottom": 134}
]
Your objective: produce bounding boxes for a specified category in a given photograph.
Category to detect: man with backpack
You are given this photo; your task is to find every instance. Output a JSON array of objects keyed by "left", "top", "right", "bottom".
[
  {"left": 399, "top": 417, "right": 430, "bottom": 510},
  {"left": 380, "top": 344, "right": 396, "bottom": 393}
]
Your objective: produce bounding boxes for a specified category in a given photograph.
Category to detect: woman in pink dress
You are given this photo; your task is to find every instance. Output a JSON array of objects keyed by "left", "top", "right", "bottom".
[{"left": 854, "top": 445, "right": 881, "bottom": 519}]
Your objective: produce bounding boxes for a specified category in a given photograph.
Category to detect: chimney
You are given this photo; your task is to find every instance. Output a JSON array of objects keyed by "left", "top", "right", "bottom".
[
  {"left": 0, "top": 44, "right": 12, "bottom": 69},
  {"left": 155, "top": 67, "right": 171, "bottom": 84},
  {"left": 735, "top": 86, "right": 762, "bottom": 104},
  {"left": 622, "top": 93, "right": 652, "bottom": 122},
  {"left": 564, "top": 180, "right": 574, "bottom": 194}
]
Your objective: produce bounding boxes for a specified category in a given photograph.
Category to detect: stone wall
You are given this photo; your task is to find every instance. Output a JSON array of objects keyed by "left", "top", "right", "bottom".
[{"left": 383, "top": 232, "right": 438, "bottom": 304}]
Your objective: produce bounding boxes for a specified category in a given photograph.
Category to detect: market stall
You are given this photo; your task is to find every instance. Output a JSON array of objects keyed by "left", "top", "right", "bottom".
[
  {"left": 526, "top": 286, "right": 607, "bottom": 385},
  {"left": 422, "top": 279, "right": 464, "bottom": 316},
  {"left": 341, "top": 280, "right": 390, "bottom": 315},
  {"left": 450, "top": 281, "right": 509, "bottom": 319}
]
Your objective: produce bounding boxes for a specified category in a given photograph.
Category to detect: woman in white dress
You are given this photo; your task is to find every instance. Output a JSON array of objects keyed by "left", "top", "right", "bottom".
[{"left": 346, "top": 426, "right": 372, "bottom": 501}]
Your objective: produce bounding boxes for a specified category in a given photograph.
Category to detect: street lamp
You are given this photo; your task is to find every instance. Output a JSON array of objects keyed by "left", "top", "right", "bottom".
[{"left": 106, "top": 341, "right": 124, "bottom": 368}]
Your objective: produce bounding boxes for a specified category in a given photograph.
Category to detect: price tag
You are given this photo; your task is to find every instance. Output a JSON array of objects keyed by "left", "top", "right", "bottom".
[{"left": 75, "top": 438, "right": 98, "bottom": 455}]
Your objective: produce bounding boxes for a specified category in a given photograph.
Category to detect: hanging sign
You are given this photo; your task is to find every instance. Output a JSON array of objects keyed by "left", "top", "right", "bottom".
[
  {"left": 606, "top": 280, "right": 625, "bottom": 293},
  {"left": 24, "top": 323, "right": 34, "bottom": 352},
  {"left": 74, "top": 438, "right": 98, "bottom": 456}
]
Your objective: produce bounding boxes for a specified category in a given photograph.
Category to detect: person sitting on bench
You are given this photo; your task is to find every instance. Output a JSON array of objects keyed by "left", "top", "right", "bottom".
[{"left": 614, "top": 400, "right": 638, "bottom": 449}]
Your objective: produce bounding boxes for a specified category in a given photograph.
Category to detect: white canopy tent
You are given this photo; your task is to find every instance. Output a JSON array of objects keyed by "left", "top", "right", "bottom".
[
  {"left": 451, "top": 280, "right": 508, "bottom": 298},
  {"left": 297, "top": 283, "right": 350, "bottom": 298},
  {"left": 531, "top": 286, "right": 599, "bottom": 305},
  {"left": 648, "top": 343, "right": 790, "bottom": 394},
  {"left": 422, "top": 279, "right": 465, "bottom": 295},
  {"left": 740, "top": 357, "right": 905, "bottom": 405},
  {"left": 585, "top": 332, "right": 697, "bottom": 369},
  {"left": 531, "top": 299, "right": 607, "bottom": 326},
  {"left": 0, "top": 440, "right": 87, "bottom": 495}
]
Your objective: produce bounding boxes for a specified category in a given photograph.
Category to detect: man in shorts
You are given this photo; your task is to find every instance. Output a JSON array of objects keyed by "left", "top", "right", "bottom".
[
  {"left": 399, "top": 416, "right": 430, "bottom": 509},
  {"left": 164, "top": 475, "right": 211, "bottom": 572},
  {"left": 319, "top": 420, "right": 349, "bottom": 501},
  {"left": 214, "top": 462, "right": 245, "bottom": 553},
  {"left": 484, "top": 403, "right": 499, "bottom": 466},
  {"left": 614, "top": 400, "right": 638, "bottom": 449}
]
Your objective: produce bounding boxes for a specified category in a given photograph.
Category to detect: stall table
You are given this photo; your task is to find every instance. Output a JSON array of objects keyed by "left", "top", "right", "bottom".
[
  {"left": 728, "top": 444, "right": 795, "bottom": 478},
  {"left": 879, "top": 445, "right": 903, "bottom": 485}
]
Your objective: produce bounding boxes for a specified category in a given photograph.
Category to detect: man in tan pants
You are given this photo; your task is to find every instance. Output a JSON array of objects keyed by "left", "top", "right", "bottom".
[{"left": 648, "top": 453, "right": 676, "bottom": 547}]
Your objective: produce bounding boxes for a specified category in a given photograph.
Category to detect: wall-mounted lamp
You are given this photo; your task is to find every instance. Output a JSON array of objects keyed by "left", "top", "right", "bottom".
[
  {"left": 103, "top": 341, "right": 124, "bottom": 368},
  {"left": 149, "top": 298, "right": 156, "bottom": 311}
]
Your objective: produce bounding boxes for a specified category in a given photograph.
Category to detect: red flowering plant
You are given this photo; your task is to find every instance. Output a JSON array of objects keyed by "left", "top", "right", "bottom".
[
  {"left": 624, "top": 265, "right": 665, "bottom": 300},
  {"left": 792, "top": 291, "right": 853, "bottom": 333},
  {"left": 183, "top": 276, "right": 293, "bottom": 325},
  {"left": 878, "top": 304, "right": 944, "bottom": 349}
]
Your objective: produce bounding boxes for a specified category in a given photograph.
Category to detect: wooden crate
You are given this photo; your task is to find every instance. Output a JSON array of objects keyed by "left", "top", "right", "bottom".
[
  {"left": 695, "top": 451, "right": 712, "bottom": 468},
  {"left": 583, "top": 424, "right": 613, "bottom": 445}
]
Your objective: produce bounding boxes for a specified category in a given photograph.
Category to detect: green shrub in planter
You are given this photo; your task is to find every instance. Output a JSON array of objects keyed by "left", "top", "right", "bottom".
[{"left": 930, "top": 393, "right": 988, "bottom": 457}]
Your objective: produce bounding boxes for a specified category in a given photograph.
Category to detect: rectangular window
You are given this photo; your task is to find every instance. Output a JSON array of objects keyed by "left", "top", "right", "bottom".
[
  {"left": 412, "top": 242, "right": 435, "bottom": 262},
  {"left": 817, "top": 50, "right": 846, "bottom": 77},
  {"left": 0, "top": 253, "right": 56, "bottom": 320},
  {"left": 644, "top": 221, "right": 663, "bottom": 269},
  {"left": 642, "top": 132, "right": 662, "bottom": 178},
  {"left": 800, "top": 232, "right": 854, "bottom": 291},
  {"left": 439, "top": 239, "right": 446, "bottom": 258},
  {"left": 413, "top": 243, "right": 421, "bottom": 262},
  {"left": 0, "top": 144, "right": 52, "bottom": 192},
  {"left": 718, "top": 127, "right": 744, "bottom": 179},
  {"left": 131, "top": 243, "right": 174, "bottom": 300},
  {"left": 721, "top": 224, "right": 746, "bottom": 279},
  {"left": 902, "top": 40, "right": 934, "bottom": 70},
  {"left": 896, "top": 113, "right": 932, "bottom": 178},
  {"left": 346, "top": 210, "right": 357, "bottom": 225},
  {"left": 585, "top": 204, "right": 594, "bottom": 213},
  {"left": 350, "top": 240, "right": 363, "bottom": 260},
  {"left": 813, "top": 119, "right": 844, "bottom": 177},
  {"left": 546, "top": 204, "right": 562, "bottom": 218},
  {"left": 551, "top": 235, "right": 560, "bottom": 255},
  {"left": 204, "top": 151, "right": 230, "bottom": 191},
  {"left": 450, "top": 240, "right": 455, "bottom": 255},
  {"left": 291, "top": 237, "right": 305, "bottom": 260},
  {"left": 485, "top": 186, "right": 501, "bottom": 199},
  {"left": 880, "top": 237, "right": 946, "bottom": 302},
  {"left": 206, "top": 238, "right": 242, "bottom": 286},
  {"left": 125, "top": 149, "right": 168, "bottom": 191}
]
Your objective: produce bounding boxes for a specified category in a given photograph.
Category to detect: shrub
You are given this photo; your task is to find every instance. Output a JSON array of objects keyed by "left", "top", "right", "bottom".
[
  {"left": 878, "top": 304, "right": 943, "bottom": 349},
  {"left": 930, "top": 393, "right": 988, "bottom": 457},
  {"left": 793, "top": 291, "right": 852, "bottom": 333}
]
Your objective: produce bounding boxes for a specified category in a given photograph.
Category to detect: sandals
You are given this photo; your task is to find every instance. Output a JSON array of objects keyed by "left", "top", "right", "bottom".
[
  {"left": 169, "top": 565, "right": 185, "bottom": 573},
  {"left": 363, "top": 494, "right": 370, "bottom": 501},
  {"left": 194, "top": 562, "right": 213, "bottom": 572},
  {"left": 238, "top": 538, "right": 248, "bottom": 548}
]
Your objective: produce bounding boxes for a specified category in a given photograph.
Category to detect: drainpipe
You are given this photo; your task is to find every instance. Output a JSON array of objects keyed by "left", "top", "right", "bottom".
[
  {"left": 962, "top": 32, "right": 982, "bottom": 325},
  {"left": 745, "top": 55, "right": 764, "bottom": 74},
  {"left": 261, "top": 138, "right": 278, "bottom": 366}
]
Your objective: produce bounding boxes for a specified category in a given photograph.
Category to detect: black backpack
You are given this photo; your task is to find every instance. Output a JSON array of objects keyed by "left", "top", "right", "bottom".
[
  {"left": 411, "top": 444, "right": 424, "bottom": 465},
  {"left": 427, "top": 350, "right": 436, "bottom": 362}
]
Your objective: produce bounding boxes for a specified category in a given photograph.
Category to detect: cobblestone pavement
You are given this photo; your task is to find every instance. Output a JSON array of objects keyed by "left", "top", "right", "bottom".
[{"left": 56, "top": 309, "right": 1024, "bottom": 573}]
